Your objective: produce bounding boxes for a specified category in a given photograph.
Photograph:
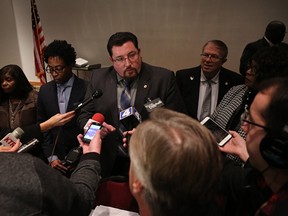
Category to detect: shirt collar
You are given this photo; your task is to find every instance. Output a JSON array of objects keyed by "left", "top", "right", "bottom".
[
  {"left": 57, "top": 74, "right": 75, "bottom": 88},
  {"left": 116, "top": 73, "right": 138, "bottom": 87},
  {"left": 264, "top": 36, "right": 274, "bottom": 47},
  {"left": 200, "top": 70, "right": 220, "bottom": 84}
]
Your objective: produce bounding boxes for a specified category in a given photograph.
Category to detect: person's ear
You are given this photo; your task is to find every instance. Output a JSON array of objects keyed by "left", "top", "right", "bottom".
[{"left": 131, "top": 179, "right": 143, "bottom": 194}]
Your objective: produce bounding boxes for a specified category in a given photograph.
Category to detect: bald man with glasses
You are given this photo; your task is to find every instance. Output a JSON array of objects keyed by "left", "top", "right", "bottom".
[{"left": 176, "top": 40, "right": 244, "bottom": 121}]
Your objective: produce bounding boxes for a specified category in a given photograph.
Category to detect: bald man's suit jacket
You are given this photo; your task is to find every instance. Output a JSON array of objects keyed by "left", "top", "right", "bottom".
[{"left": 176, "top": 65, "right": 244, "bottom": 120}]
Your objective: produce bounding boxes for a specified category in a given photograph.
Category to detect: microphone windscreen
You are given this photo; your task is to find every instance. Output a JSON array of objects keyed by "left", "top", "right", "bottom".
[
  {"left": 12, "top": 127, "right": 25, "bottom": 139},
  {"left": 92, "top": 113, "right": 105, "bottom": 124},
  {"left": 92, "top": 89, "right": 103, "bottom": 98}
]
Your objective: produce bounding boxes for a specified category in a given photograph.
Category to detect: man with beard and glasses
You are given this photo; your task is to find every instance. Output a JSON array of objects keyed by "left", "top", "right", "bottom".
[{"left": 78, "top": 32, "right": 186, "bottom": 178}]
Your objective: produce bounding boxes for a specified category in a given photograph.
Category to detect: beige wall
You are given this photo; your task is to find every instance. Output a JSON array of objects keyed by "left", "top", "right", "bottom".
[
  {"left": 0, "top": 0, "right": 21, "bottom": 67},
  {"left": 1, "top": 0, "right": 288, "bottom": 82}
]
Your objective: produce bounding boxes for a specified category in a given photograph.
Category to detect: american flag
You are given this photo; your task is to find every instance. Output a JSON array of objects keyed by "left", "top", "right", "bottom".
[{"left": 31, "top": 0, "right": 46, "bottom": 85}]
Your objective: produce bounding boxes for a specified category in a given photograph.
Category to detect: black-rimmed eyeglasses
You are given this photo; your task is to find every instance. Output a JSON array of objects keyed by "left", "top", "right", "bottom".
[
  {"left": 112, "top": 51, "right": 139, "bottom": 64},
  {"left": 200, "top": 53, "right": 223, "bottom": 62},
  {"left": 45, "top": 65, "right": 66, "bottom": 73},
  {"left": 240, "top": 108, "right": 269, "bottom": 130}
]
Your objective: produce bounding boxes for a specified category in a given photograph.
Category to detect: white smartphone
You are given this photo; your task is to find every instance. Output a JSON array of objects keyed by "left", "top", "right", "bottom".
[
  {"left": 82, "top": 122, "right": 102, "bottom": 143},
  {"left": 200, "top": 117, "right": 232, "bottom": 147}
]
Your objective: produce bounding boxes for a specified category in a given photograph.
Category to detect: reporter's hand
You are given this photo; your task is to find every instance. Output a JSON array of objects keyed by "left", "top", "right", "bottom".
[
  {"left": 49, "top": 111, "right": 75, "bottom": 127},
  {"left": 41, "top": 111, "right": 75, "bottom": 132},
  {"left": 100, "top": 122, "right": 116, "bottom": 139},
  {"left": 219, "top": 131, "right": 249, "bottom": 162},
  {"left": 0, "top": 139, "right": 21, "bottom": 152},
  {"left": 77, "top": 131, "right": 102, "bottom": 155},
  {"left": 50, "top": 159, "right": 68, "bottom": 172},
  {"left": 122, "top": 128, "right": 136, "bottom": 148}
]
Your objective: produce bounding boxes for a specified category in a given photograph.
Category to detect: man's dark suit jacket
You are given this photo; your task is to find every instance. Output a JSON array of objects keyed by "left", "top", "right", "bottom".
[
  {"left": 176, "top": 65, "right": 244, "bottom": 120},
  {"left": 37, "top": 76, "right": 89, "bottom": 161},
  {"left": 240, "top": 38, "right": 288, "bottom": 75},
  {"left": 78, "top": 62, "right": 186, "bottom": 177},
  {"left": 239, "top": 38, "right": 270, "bottom": 75}
]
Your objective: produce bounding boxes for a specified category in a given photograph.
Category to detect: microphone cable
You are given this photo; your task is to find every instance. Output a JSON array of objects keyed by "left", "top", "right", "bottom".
[{"left": 48, "top": 127, "right": 62, "bottom": 166}]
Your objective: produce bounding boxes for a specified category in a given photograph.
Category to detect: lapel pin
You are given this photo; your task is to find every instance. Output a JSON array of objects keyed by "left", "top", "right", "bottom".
[
  {"left": 190, "top": 76, "right": 194, "bottom": 80},
  {"left": 144, "top": 85, "right": 147, "bottom": 88},
  {"left": 225, "top": 82, "right": 228, "bottom": 85}
]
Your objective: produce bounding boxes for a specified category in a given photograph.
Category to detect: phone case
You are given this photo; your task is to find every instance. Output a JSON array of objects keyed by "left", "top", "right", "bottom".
[
  {"left": 200, "top": 117, "right": 232, "bottom": 146},
  {"left": 82, "top": 123, "right": 102, "bottom": 143}
]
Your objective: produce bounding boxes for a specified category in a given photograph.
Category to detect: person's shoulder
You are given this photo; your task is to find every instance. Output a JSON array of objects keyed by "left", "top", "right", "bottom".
[
  {"left": 221, "top": 68, "right": 241, "bottom": 76},
  {"left": 142, "top": 62, "right": 173, "bottom": 73},
  {"left": 39, "top": 80, "right": 55, "bottom": 88},
  {"left": 0, "top": 152, "right": 34, "bottom": 165},
  {"left": 280, "top": 42, "right": 288, "bottom": 48},
  {"left": 26, "top": 89, "right": 38, "bottom": 102},
  {"left": 74, "top": 75, "right": 89, "bottom": 86},
  {"left": 244, "top": 38, "right": 268, "bottom": 49},
  {"left": 38, "top": 81, "right": 55, "bottom": 94},
  {"left": 176, "top": 65, "right": 200, "bottom": 75},
  {"left": 221, "top": 68, "right": 244, "bottom": 81},
  {"left": 29, "top": 89, "right": 39, "bottom": 97},
  {"left": 90, "top": 66, "right": 115, "bottom": 80},
  {"left": 227, "top": 84, "right": 247, "bottom": 95},
  {"left": 93, "top": 66, "right": 114, "bottom": 74}
]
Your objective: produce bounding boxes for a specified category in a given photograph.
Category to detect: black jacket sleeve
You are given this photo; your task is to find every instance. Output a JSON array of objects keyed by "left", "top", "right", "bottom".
[{"left": 35, "top": 152, "right": 101, "bottom": 216}]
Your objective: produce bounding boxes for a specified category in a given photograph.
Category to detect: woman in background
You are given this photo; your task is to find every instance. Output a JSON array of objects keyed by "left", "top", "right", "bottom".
[
  {"left": 0, "top": 64, "right": 74, "bottom": 160},
  {"left": 0, "top": 64, "right": 38, "bottom": 130}
]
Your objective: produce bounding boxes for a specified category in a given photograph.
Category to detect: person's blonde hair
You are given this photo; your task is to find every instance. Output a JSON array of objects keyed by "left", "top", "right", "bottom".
[{"left": 129, "top": 108, "right": 222, "bottom": 216}]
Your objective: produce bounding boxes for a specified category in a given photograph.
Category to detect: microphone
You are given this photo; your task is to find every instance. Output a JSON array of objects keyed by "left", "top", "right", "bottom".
[
  {"left": 119, "top": 107, "right": 142, "bottom": 131},
  {"left": 61, "top": 113, "right": 105, "bottom": 170},
  {"left": 144, "top": 97, "right": 164, "bottom": 112},
  {"left": 74, "top": 89, "right": 103, "bottom": 111},
  {"left": 0, "top": 127, "right": 24, "bottom": 147},
  {"left": 83, "top": 113, "right": 105, "bottom": 131},
  {"left": 119, "top": 107, "right": 142, "bottom": 157}
]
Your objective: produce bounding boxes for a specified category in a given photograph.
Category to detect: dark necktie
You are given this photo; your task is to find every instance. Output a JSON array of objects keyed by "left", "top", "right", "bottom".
[
  {"left": 200, "top": 80, "right": 212, "bottom": 121},
  {"left": 119, "top": 80, "right": 132, "bottom": 157},
  {"left": 120, "top": 80, "right": 131, "bottom": 110}
]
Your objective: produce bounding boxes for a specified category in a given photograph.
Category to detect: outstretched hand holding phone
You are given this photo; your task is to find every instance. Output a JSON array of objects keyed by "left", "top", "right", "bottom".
[
  {"left": 200, "top": 117, "right": 232, "bottom": 147},
  {"left": 77, "top": 131, "right": 102, "bottom": 155}
]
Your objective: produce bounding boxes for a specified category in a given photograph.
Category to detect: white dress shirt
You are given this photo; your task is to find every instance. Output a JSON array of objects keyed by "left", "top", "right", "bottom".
[{"left": 197, "top": 70, "right": 219, "bottom": 120}]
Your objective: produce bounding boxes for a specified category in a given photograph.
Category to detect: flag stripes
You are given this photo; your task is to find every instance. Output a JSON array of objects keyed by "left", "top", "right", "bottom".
[{"left": 31, "top": 0, "right": 46, "bottom": 84}]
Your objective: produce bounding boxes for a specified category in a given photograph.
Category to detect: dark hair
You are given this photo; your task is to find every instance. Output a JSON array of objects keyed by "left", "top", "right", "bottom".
[
  {"left": 203, "top": 40, "right": 228, "bottom": 59},
  {"left": 44, "top": 40, "right": 76, "bottom": 66},
  {"left": 257, "top": 78, "right": 288, "bottom": 135},
  {"left": 251, "top": 44, "right": 288, "bottom": 84},
  {"left": 107, "top": 32, "right": 138, "bottom": 57},
  {"left": 265, "top": 20, "right": 286, "bottom": 44},
  {"left": 0, "top": 64, "right": 33, "bottom": 102}
]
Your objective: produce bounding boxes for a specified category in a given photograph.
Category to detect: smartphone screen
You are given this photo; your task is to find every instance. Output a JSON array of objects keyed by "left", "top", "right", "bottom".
[
  {"left": 200, "top": 117, "right": 232, "bottom": 146},
  {"left": 82, "top": 123, "right": 102, "bottom": 143}
]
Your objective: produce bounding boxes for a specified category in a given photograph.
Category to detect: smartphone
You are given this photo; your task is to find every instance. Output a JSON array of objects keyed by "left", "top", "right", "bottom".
[
  {"left": 82, "top": 122, "right": 102, "bottom": 143},
  {"left": 17, "top": 138, "right": 39, "bottom": 153},
  {"left": 200, "top": 117, "right": 232, "bottom": 147}
]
